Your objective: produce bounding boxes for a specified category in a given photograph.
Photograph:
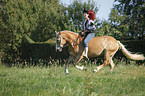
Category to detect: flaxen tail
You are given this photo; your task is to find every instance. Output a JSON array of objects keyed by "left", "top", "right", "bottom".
[{"left": 117, "top": 41, "right": 145, "bottom": 60}]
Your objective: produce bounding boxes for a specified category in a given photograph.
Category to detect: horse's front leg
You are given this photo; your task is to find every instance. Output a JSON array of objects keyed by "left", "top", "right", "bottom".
[
  {"left": 73, "top": 55, "right": 86, "bottom": 70},
  {"left": 65, "top": 56, "right": 74, "bottom": 75}
]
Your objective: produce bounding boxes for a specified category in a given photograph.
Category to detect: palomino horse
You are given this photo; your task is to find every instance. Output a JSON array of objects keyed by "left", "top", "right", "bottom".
[{"left": 55, "top": 31, "right": 145, "bottom": 74}]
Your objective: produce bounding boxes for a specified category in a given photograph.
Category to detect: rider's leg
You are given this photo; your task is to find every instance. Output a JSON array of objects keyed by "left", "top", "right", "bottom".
[
  {"left": 83, "top": 33, "right": 95, "bottom": 58},
  {"left": 83, "top": 47, "right": 88, "bottom": 58}
]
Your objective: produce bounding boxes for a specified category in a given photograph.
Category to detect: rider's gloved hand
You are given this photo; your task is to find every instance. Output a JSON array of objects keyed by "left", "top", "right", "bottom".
[{"left": 79, "top": 32, "right": 83, "bottom": 35}]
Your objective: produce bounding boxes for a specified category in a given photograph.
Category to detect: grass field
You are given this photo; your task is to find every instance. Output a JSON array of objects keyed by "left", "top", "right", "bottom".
[{"left": 0, "top": 61, "right": 145, "bottom": 96}]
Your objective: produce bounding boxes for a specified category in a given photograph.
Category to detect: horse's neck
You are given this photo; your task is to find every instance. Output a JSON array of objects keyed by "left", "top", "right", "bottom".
[
  {"left": 62, "top": 31, "right": 84, "bottom": 54},
  {"left": 62, "top": 31, "right": 79, "bottom": 40}
]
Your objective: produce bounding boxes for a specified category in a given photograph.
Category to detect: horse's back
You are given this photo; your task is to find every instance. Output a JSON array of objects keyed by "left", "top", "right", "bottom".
[
  {"left": 93, "top": 36, "right": 117, "bottom": 41},
  {"left": 90, "top": 36, "right": 118, "bottom": 46}
]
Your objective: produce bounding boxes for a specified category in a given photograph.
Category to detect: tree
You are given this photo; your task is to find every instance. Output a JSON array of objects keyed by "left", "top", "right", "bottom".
[
  {"left": 114, "top": 0, "right": 145, "bottom": 38},
  {"left": 0, "top": 0, "right": 99, "bottom": 64},
  {"left": 1, "top": 0, "right": 65, "bottom": 64},
  {"left": 108, "top": 8, "right": 129, "bottom": 37},
  {"left": 63, "top": 0, "right": 98, "bottom": 32}
]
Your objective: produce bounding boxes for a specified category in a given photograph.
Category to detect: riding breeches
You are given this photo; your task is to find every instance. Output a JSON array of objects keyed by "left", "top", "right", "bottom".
[{"left": 84, "top": 33, "right": 95, "bottom": 48}]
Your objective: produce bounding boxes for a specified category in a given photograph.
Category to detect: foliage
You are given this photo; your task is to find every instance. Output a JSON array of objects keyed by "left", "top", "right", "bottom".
[
  {"left": 0, "top": 0, "right": 99, "bottom": 64},
  {"left": 97, "top": 7, "right": 130, "bottom": 37},
  {"left": 96, "top": 20, "right": 113, "bottom": 36},
  {"left": 65, "top": 0, "right": 98, "bottom": 32},
  {"left": 1, "top": 0, "right": 145, "bottom": 64},
  {"left": 113, "top": 0, "right": 145, "bottom": 37},
  {"left": 0, "top": 62, "right": 145, "bottom": 96},
  {"left": 109, "top": 8, "right": 129, "bottom": 37},
  {"left": 97, "top": 0, "right": 145, "bottom": 38}
]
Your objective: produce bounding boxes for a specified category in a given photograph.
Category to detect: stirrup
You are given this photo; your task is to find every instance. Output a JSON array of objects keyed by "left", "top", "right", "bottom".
[{"left": 83, "top": 54, "right": 88, "bottom": 59}]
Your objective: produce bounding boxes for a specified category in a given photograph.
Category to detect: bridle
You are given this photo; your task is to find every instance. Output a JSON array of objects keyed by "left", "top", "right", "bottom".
[{"left": 57, "top": 33, "right": 81, "bottom": 48}]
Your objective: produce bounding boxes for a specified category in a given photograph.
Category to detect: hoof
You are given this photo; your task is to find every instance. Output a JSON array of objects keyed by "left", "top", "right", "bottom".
[
  {"left": 65, "top": 73, "right": 69, "bottom": 75},
  {"left": 83, "top": 67, "right": 87, "bottom": 71},
  {"left": 83, "top": 55, "right": 89, "bottom": 60},
  {"left": 93, "top": 69, "right": 99, "bottom": 73}
]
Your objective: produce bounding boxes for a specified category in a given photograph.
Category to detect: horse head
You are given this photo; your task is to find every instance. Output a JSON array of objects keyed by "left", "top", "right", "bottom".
[{"left": 55, "top": 31, "right": 67, "bottom": 52}]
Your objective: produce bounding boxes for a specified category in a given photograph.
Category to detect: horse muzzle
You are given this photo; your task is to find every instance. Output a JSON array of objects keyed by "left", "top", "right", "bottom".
[
  {"left": 56, "top": 47, "right": 63, "bottom": 52},
  {"left": 56, "top": 42, "right": 64, "bottom": 52}
]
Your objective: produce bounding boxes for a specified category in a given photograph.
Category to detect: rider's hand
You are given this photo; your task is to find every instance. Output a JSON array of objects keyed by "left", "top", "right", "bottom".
[
  {"left": 79, "top": 32, "right": 84, "bottom": 35},
  {"left": 81, "top": 32, "right": 84, "bottom": 34},
  {"left": 84, "top": 30, "right": 89, "bottom": 33}
]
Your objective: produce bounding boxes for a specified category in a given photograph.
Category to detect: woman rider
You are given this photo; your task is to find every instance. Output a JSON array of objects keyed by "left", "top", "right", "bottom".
[{"left": 81, "top": 9, "right": 96, "bottom": 58}]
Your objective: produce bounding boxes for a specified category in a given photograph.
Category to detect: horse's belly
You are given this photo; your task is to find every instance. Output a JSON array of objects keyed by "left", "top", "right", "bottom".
[
  {"left": 88, "top": 38, "right": 105, "bottom": 57},
  {"left": 88, "top": 49, "right": 104, "bottom": 58}
]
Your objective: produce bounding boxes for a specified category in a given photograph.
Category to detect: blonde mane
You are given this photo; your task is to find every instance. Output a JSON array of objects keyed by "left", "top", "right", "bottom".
[
  {"left": 61, "top": 30, "right": 78, "bottom": 35},
  {"left": 60, "top": 30, "right": 79, "bottom": 39}
]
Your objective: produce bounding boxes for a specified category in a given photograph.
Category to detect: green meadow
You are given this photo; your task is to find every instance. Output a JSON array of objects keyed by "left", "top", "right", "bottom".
[{"left": 0, "top": 61, "right": 145, "bottom": 96}]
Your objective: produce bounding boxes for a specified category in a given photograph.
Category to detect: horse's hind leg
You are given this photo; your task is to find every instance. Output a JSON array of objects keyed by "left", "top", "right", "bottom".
[
  {"left": 109, "top": 57, "right": 114, "bottom": 71},
  {"left": 94, "top": 50, "right": 117, "bottom": 72},
  {"left": 109, "top": 51, "right": 117, "bottom": 71},
  {"left": 93, "top": 50, "right": 110, "bottom": 72}
]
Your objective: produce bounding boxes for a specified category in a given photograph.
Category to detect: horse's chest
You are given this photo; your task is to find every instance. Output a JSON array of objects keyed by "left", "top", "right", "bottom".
[
  {"left": 69, "top": 51, "right": 78, "bottom": 57},
  {"left": 69, "top": 51, "right": 75, "bottom": 56},
  {"left": 68, "top": 45, "right": 82, "bottom": 57},
  {"left": 69, "top": 49, "right": 80, "bottom": 57}
]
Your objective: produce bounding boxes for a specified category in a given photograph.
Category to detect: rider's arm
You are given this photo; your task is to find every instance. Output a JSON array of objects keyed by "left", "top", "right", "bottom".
[{"left": 86, "top": 20, "right": 96, "bottom": 32}]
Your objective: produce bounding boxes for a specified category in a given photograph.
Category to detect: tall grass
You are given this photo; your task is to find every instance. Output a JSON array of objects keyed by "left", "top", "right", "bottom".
[{"left": 0, "top": 61, "right": 145, "bottom": 96}]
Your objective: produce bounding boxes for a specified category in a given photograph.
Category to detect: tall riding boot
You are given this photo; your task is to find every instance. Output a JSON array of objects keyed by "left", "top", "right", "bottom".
[{"left": 83, "top": 47, "right": 88, "bottom": 58}]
